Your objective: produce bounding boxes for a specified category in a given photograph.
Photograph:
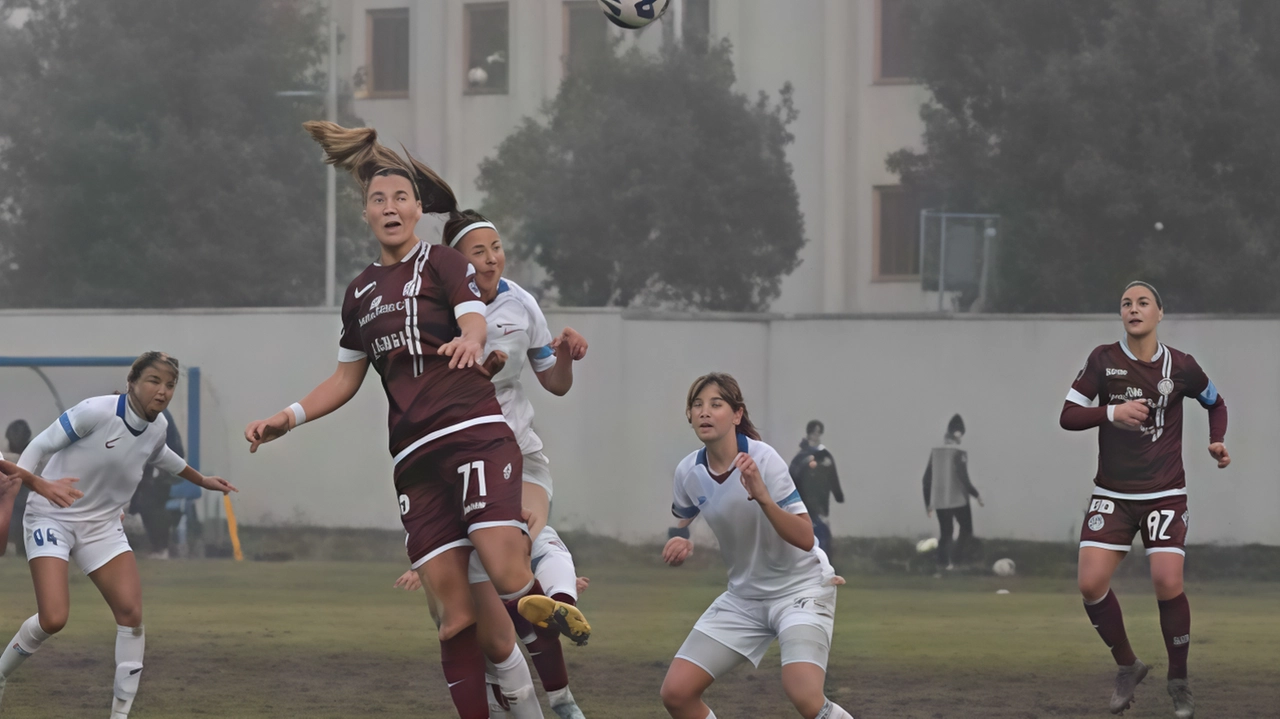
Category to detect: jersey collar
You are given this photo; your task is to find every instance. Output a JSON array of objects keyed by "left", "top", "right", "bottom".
[
  {"left": 115, "top": 394, "right": 147, "bottom": 437},
  {"left": 1119, "top": 338, "right": 1166, "bottom": 363},
  {"left": 695, "top": 432, "right": 751, "bottom": 468}
]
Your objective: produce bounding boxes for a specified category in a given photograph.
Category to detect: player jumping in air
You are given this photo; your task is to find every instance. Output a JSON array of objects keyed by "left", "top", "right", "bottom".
[
  {"left": 0, "top": 352, "right": 236, "bottom": 718},
  {"left": 244, "top": 122, "right": 587, "bottom": 719},
  {"left": 659, "top": 373, "right": 853, "bottom": 719},
  {"left": 1061, "top": 281, "right": 1228, "bottom": 718}
]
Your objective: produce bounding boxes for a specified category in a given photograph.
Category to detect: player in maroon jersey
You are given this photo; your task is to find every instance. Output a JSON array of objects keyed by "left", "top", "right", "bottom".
[
  {"left": 244, "top": 122, "right": 588, "bottom": 719},
  {"left": 1060, "top": 281, "right": 1228, "bottom": 718}
]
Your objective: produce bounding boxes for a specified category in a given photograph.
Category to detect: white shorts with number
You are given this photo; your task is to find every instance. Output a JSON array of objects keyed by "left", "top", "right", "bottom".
[
  {"left": 23, "top": 512, "right": 133, "bottom": 575},
  {"left": 683, "top": 583, "right": 838, "bottom": 668},
  {"left": 523, "top": 451, "right": 552, "bottom": 498}
]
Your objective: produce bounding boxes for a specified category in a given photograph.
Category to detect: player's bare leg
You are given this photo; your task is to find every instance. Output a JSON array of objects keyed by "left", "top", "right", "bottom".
[
  {"left": 89, "top": 552, "right": 146, "bottom": 719},
  {"left": 418, "top": 547, "right": 488, "bottom": 718},
  {"left": 660, "top": 658, "right": 718, "bottom": 719},
  {"left": 473, "top": 526, "right": 590, "bottom": 646},
  {"left": 0, "top": 557, "right": 70, "bottom": 708},
  {"left": 1150, "top": 552, "right": 1193, "bottom": 718},
  {"left": 522, "top": 483, "right": 550, "bottom": 547},
  {"left": 1079, "top": 547, "right": 1147, "bottom": 713},
  {"left": 781, "top": 662, "right": 853, "bottom": 719}
]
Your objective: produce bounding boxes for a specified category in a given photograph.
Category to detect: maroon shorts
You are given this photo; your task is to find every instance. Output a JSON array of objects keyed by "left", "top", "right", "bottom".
[
  {"left": 395, "top": 424, "right": 525, "bottom": 569},
  {"left": 1079, "top": 492, "right": 1189, "bottom": 556}
]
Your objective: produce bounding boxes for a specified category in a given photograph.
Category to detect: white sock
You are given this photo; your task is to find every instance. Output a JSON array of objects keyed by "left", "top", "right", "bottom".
[
  {"left": 110, "top": 625, "right": 145, "bottom": 718},
  {"left": 485, "top": 668, "right": 511, "bottom": 717},
  {"left": 816, "top": 698, "right": 855, "bottom": 719},
  {"left": 704, "top": 710, "right": 717, "bottom": 719},
  {"left": 0, "top": 615, "right": 52, "bottom": 678},
  {"left": 492, "top": 645, "right": 541, "bottom": 718},
  {"left": 547, "top": 685, "right": 578, "bottom": 708}
]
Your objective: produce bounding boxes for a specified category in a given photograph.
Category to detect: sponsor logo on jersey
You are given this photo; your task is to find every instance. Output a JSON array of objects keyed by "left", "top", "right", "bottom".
[
  {"left": 1125, "top": 387, "right": 1144, "bottom": 399},
  {"left": 503, "top": 463, "right": 512, "bottom": 480},
  {"left": 1106, "top": 368, "right": 1128, "bottom": 376},
  {"left": 105, "top": 437, "right": 122, "bottom": 449},
  {"left": 1087, "top": 514, "right": 1106, "bottom": 532},
  {"left": 1089, "top": 499, "right": 1115, "bottom": 514},
  {"left": 368, "top": 295, "right": 382, "bottom": 309},
  {"left": 360, "top": 300, "right": 407, "bottom": 327},
  {"left": 371, "top": 330, "right": 411, "bottom": 359},
  {"left": 354, "top": 281, "right": 377, "bottom": 298},
  {"left": 1158, "top": 378, "right": 1174, "bottom": 396},
  {"left": 463, "top": 501, "right": 487, "bottom": 515}
]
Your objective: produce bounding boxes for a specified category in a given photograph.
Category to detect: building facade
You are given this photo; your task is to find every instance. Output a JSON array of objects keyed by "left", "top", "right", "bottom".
[{"left": 335, "top": 0, "right": 940, "bottom": 313}]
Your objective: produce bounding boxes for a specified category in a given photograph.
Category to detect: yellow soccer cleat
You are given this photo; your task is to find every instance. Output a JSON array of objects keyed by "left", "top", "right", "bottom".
[{"left": 517, "top": 595, "right": 592, "bottom": 647}]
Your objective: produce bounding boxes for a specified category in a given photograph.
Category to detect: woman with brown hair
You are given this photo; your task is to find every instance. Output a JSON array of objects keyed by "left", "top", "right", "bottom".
[
  {"left": 658, "top": 373, "right": 851, "bottom": 719},
  {"left": 244, "top": 122, "right": 586, "bottom": 718}
]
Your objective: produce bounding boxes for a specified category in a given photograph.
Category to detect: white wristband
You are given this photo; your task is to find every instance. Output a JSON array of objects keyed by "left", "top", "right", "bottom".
[
  {"left": 288, "top": 402, "right": 307, "bottom": 427},
  {"left": 1106, "top": 405, "right": 1116, "bottom": 423}
]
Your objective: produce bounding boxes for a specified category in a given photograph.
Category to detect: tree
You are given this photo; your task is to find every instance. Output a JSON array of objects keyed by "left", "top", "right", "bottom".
[
  {"left": 476, "top": 39, "right": 805, "bottom": 311},
  {"left": 0, "top": 0, "right": 366, "bottom": 308},
  {"left": 888, "top": 0, "right": 1280, "bottom": 312}
]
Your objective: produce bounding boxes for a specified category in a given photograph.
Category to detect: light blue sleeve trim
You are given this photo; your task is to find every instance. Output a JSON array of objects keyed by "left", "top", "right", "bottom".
[
  {"left": 58, "top": 413, "right": 81, "bottom": 442},
  {"left": 531, "top": 345, "right": 554, "bottom": 360},
  {"left": 778, "top": 488, "right": 804, "bottom": 508},
  {"left": 672, "top": 503, "right": 701, "bottom": 519},
  {"left": 1197, "top": 380, "right": 1218, "bottom": 407}
]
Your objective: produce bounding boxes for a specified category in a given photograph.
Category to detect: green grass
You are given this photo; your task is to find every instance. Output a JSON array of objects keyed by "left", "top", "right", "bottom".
[{"left": 0, "top": 552, "right": 1277, "bottom": 717}]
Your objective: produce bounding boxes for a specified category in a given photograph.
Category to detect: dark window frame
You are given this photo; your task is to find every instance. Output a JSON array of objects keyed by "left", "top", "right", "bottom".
[
  {"left": 875, "top": 0, "right": 920, "bottom": 84},
  {"left": 873, "top": 185, "right": 923, "bottom": 281},
  {"left": 464, "top": 2, "right": 510, "bottom": 96},
  {"left": 366, "top": 8, "right": 411, "bottom": 98}
]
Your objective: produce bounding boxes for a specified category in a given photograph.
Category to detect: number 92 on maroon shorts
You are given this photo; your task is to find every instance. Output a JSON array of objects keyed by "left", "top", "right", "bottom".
[
  {"left": 396, "top": 425, "right": 526, "bottom": 570},
  {"left": 1079, "top": 492, "right": 1189, "bottom": 556}
]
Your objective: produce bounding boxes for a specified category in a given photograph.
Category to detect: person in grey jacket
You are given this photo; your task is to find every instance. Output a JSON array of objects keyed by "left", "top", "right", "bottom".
[{"left": 923, "top": 414, "right": 983, "bottom": 569}]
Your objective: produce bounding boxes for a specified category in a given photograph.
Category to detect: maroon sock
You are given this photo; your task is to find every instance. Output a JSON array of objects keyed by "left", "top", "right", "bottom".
[
  {"left": 439, "top": 623, "right": 488, "bottom": 719},
  {"left": 502, "top": 579, "right": 544, "bottom": 640},
  {"left": 1084, "top": 589, "right": 1138, "bottom": 666},
  {"left": 1158, "top": 593, "right": 1191, "bottom": 680},
  {"left": 524, "top": 624, "right": 570, "bottom": 692}
]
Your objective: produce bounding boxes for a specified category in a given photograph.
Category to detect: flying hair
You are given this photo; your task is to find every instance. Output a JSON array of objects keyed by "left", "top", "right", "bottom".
[
  {"left": 1123, "top": 281, "right": 1163, "bottom": 310},
  {"left": 685, "top": 372, "right": 762, "bottom": 441},
  {"left": 301, "top": 120, "right": 497, "bottom": 243}
]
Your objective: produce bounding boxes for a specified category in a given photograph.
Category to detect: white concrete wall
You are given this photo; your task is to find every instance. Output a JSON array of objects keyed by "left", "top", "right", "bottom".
[{"left": 2, "top": 309, "right": 1274, "bottom": 545}]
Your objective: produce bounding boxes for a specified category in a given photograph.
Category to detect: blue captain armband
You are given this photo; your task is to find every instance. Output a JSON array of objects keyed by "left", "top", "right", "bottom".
[
  {"left": 671, "top": 503, "right": 700, "bottom": 520},
  {"left": 1197, "top": 380, "right": 1219, "bottom": 407},
  {"left": 58, "top": 413, "right": 81, "bottom": 442}
]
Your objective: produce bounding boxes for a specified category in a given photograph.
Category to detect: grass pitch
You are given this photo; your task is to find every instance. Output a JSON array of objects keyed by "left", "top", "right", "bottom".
[{"left": 1, "top": 549, "right": 1277, "bottom": 718}]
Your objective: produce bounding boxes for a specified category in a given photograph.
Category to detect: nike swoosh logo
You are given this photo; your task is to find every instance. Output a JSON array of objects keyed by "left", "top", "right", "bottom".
[
  {"left": 354, "top": 282, "right": 376, "bottom": 298},
  {"left": 105, "top": 437, "right": 122, "bottom": 449},
  {"left": 447, "top": 679, "right": 465, "bottom": 688},
  {"left": 503, "top": 327, "right": 521, "bottom": 335}
]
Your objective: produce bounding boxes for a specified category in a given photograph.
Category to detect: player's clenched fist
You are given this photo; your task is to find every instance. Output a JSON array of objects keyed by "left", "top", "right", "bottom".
[
  {"left": 1111, "top": 400, "right": 1149, "bottom": 431},
  {"left": 663, "top": 536, "right": 693, "bottom": 566}
]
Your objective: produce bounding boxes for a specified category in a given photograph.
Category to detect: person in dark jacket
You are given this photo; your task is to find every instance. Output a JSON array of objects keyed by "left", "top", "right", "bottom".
[
  {"left": 128, "top": 408, "right": 184, "bottom": 559},
  {"left": 2, "top": 420, "right": 33, "bottom": 555},
  {"left": 923, "top": 414, "right": 983, "bottom": 570},
  {"left": 789, "top": 420, "right": 844, "bottom": 561}
]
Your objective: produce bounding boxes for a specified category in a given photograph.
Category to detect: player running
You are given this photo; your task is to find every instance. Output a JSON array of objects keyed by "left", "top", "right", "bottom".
[
  {"left": 659, "top": 373, "right": 853, "bottom": 719},
  {"left": 0, "top": 352, "right": 236, "bottom": 718},
  {"left": 244, "top": 122, "right": 586, "bottom": 719},
  {"left": 1060, "top": 281, "right": 1228, "bottom": 718}
]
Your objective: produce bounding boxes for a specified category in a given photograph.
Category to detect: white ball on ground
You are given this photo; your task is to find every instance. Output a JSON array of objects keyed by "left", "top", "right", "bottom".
[
  {"left": 995, "top": 589, "right": 1011, "bottom": 595},
  {"left": 916, "top": 537, "right": 938, "bottom": 554},
  {"left": 992, "top": 558, "right": 1016, "bottom": 577},
  {"left": 1154, "top": 221, "right": 1164, "bottom": 231}
]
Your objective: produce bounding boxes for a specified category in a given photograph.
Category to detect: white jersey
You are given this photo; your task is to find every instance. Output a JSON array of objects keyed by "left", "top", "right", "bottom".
[
  {"left": 18, "top": 395, "right": 187, "bottom": 523},
  {"left": 672, "top": 434, "right": 834, "bottom": 601},
  {"left": 483, "top": 279, "right": 556, "bottom": 455}
]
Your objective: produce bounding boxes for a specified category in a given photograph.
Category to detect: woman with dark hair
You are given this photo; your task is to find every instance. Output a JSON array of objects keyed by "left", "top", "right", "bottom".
[
  {"left": 1060, "top": 281, "right": 1229, "bottom": 718},
  {"left": 658, "top": 373, "right": 851, "bottom": 719},
  {"left": 0, "top": 352, "right": 235, "bottom": 717},
  {"left": 244, "top": 122, "right": 586, "bottom": 718},
  {"left": 1, "top": 419, "right": 34, "bottom": 555}
]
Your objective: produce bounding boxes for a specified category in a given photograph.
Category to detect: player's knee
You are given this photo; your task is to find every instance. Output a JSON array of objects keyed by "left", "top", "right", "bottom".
[
  {"left": 114, "top": 606, "right": 143, "bottom": 628},
  {"left": 38, "top": 611, "right": 68, "bottom": 635},
  {"left": 787, "top": 691, "right": 826, "bottom": 718},
  {"left": 659, "top": 676, "right": 698, "bottom": 711},
  {"left": 1152, "top": 573, "right": 1183, "bottom": 599},
  {"left": 1077, "top": 575, "right": 1108, "bottom": 601},
  {"left": 490, "top": 565, "right": 534, "bottom": 599}
]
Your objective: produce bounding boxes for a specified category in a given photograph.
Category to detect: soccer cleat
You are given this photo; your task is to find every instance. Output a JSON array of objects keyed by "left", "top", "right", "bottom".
[
  {"left": 1167, "top": 679, "right": 1194, "bottom": 718},
  {"left": 517, "top": 595, "right": 591, "bottom": 647},
  {"left": 1109, "top": 659, "right": 1148, "bottom": 714},
  {"left": 548, "top": 686, "right": 587, "bottom": 719}
]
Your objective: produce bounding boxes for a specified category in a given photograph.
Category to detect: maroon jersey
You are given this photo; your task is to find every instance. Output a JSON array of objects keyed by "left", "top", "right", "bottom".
[
  {"left": 338, "top": 241, "right": 506, "bottom": 475},
  {"left": 1065, "top": 342, "right": 1222, "bottom": 495}
]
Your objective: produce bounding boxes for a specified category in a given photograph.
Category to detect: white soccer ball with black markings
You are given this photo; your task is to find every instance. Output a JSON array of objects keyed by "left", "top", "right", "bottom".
[
  {"left": 915, "top": 537, "right": 938, "bottom": 554},
  {"left": 597, "top": 0, "right": 671, "bottom": 29},
  {"left": 992, "top": 558, "right": 1016, "bottom": 577}
]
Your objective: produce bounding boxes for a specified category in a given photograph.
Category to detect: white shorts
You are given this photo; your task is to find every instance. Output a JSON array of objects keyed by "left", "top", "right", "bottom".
[
  {"left": 680, "top": 583, "right": 837, "bottom": 668},
  {"left": 24, "top": 512, "right": 133, "bottom": 575},
  {"left": 523, "top": 451, "right": 552, "bottom": 498},
  {"left": 467, "top": 525, "right": 578, "bottom": 600}
]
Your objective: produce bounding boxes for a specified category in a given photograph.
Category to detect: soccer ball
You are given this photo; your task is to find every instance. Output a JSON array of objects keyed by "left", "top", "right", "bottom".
[
  {"left": 915, "top": 537, "right": 938, "bottom": 554},
  {"left": 992, "top": 558, "right": 1016, "bottom": 577},
  {"left": 597, "top": 0, "right": 671, "bottom": 29}
]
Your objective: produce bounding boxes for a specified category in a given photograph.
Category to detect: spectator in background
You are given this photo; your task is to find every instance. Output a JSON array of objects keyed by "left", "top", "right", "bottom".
[
  {"left": 128, "top": 408, "right": 184, "bottom": 559},
  {"left": 2, "top": 420, "right": 33, "bottom": 556},
  {"left": 789, "top": 420, "right": 844, "bottom": 564},
  {"left": 923, "top": 414, "right": 984, "bottom": 571}
]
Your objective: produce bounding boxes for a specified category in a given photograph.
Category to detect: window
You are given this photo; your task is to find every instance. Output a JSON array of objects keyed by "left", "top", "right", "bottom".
[
  {"left": 564, "top": 1, "right": 609, "bottom": 73},
  {"left": 877, "top": 0, "right": 920, "bottom": 82},
  {"left": 684, "top": 0, "right": 710, "bottom": 49},
  {"left": 367, "top": 8, "right": 410, "bottom": 97},
  {"left": 465, "top": 3, "right": 509, "bottom": 94},
  {"left": 874, "top": 185, "right": 922, "bottom": 279}
]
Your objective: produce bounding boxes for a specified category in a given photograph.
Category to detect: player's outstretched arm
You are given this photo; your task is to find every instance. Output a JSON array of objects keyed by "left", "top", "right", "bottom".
[
  {"left": 245, "top": 358, "right": 368, "bottom": 453},
  {"left": 1, "top": 460, "right": 82, "bottom": 508},
  {"left": 437, "top": 312, "right": 486, "bottom": 369},
  {"left": 176, "top": 466, "right": 237, "bottom": 495},
  {"left": 536, "top": 327, "right": 587, "bottom": 396}
]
